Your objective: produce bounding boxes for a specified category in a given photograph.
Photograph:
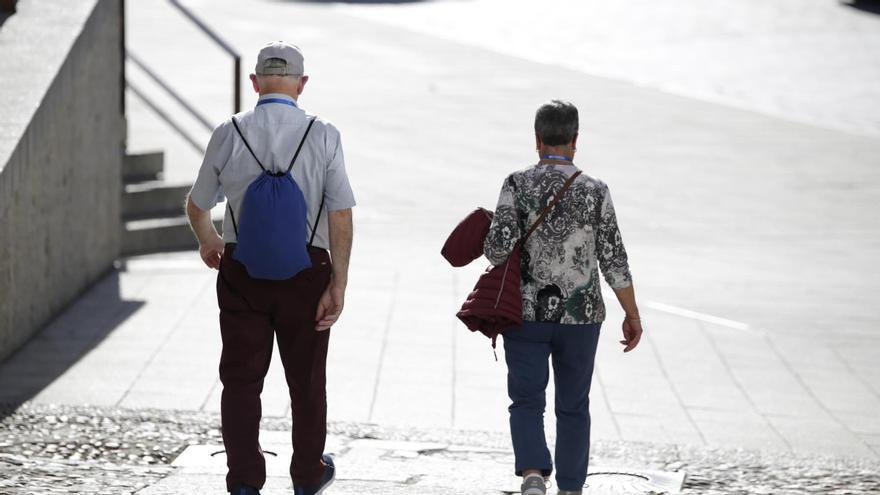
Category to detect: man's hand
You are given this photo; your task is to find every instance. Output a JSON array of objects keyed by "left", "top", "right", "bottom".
[
  {"left": 318, "top": 208, "right": 352, "bottom": 332},
  {"left": 620, "top": 317, "right": 643, "bottom": 352},
  {"left": 186, "top": 194, "right": 224, "bottom": 269},
  {"left": 199, "top": 234, "right": 225, "bottom": 269},
  {"left": 315, "top": 282, "right": 345, "bottom": 331}
]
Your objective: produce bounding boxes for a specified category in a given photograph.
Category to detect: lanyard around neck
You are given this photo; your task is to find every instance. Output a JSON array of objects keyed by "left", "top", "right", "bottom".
[
  {"left": 257, "top": 98, "right": 297, "bottom": 108},
  {"left": 541, "top": 154, "right": 572, "bottom": 162}
]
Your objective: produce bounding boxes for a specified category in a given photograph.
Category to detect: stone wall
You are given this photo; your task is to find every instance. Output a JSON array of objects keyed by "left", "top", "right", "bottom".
[{"left": 0, "top": 0, "right": 124, "bottom": 363}]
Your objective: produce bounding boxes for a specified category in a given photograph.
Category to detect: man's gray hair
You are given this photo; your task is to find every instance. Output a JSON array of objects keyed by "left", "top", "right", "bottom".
[{"left": 534, "top": 100, "right": 579, "bottom": 146}]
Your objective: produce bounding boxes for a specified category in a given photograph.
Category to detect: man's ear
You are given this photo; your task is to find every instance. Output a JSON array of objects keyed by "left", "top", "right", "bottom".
[
  {"left": 572, "top": 132, "right": 579, "bottom": 149},
  {"left": 250, "top": 74, "right": 260, "bottom": 93},
  {"left": 298, "top": 75, "right": 309, "bottom": 97},
  {"left": 535, "top": 133, "right": 542, "bottom": 151}
]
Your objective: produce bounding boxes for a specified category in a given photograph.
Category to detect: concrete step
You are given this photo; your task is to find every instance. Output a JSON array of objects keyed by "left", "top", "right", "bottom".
[
  {"left": 123, "top": 151, "right": 164, "bottom": 183},
  {"left": 122, "top": 181, "right": 191, "bottom": 219},
  {"left": 122, "top": 216, "right": 222, "bottom": 256}
]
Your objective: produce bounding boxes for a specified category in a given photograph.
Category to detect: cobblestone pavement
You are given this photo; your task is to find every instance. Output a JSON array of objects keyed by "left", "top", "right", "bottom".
[{"left": 2, "top": 404, "right": 878, "bottom": 494}]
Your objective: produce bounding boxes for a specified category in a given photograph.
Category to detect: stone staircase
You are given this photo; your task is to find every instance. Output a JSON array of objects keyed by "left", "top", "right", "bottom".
[{"left": 121, "top": 151, "right": 220, "bottom": 256}]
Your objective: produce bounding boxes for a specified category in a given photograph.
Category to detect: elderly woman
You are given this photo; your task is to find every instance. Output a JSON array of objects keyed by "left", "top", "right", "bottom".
[{"left": 484, "top": 100, "right": 642, "bottom": 495}]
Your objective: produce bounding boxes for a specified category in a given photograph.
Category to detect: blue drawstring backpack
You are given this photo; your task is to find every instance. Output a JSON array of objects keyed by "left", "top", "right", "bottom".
[{"left": 227, "top": 116, "right": 323, "bottom": 280}]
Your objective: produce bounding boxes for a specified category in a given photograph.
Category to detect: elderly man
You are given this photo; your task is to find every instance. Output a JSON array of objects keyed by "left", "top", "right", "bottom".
[
  {"left": 484, "top": 100, "right": 642, "bottom": 495},
  {"left": 186, "top": 41, "right": 355, "bottom": 495}
]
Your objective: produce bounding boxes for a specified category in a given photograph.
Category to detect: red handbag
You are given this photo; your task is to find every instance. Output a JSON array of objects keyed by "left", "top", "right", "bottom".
[{"left": 456, "top": 171, "right": 582, "bottom": 357}]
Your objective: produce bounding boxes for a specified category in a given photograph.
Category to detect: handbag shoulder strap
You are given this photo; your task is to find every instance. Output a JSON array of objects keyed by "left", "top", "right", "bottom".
[{"left": 523, "top": 170, "right": 582, "bottom": 242}]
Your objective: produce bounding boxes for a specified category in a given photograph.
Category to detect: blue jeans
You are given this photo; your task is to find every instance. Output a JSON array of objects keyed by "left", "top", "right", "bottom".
[{"left": 503, "top": 321, "right": 601, "bottom": 492}]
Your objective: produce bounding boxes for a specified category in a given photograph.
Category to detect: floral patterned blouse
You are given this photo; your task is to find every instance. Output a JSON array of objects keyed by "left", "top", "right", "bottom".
[{"left": 483, "top": 164, "right": 632, "bottom": 324}]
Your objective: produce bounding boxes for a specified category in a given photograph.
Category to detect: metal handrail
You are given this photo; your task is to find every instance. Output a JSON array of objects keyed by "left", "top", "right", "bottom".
[
  {"left": 167, "top": 0, "right": 241, "bottom": 113},
  {"left": 127, "top": 81, "right": 206, "bottom": 154},
  {"left": 127, "top": 50, "right": 214, "bottom": 132}
]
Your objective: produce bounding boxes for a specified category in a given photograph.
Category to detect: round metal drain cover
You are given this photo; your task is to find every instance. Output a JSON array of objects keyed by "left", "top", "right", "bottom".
[
  {"left": 586, "top": 470, "right": 677, "bottom": 493},
  {"left": 501, "top": 468, "right": 683, "bottom": 494}
]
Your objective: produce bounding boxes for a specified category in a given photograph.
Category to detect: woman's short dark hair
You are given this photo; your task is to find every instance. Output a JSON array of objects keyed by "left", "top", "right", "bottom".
[{"left": 534, "top": 100, "right": 579, "bottom": 146}]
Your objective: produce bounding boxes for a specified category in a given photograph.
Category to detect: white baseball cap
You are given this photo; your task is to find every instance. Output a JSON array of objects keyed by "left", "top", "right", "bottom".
[{"left": 255, "top": 41, "right": 304, "bottom": 76}]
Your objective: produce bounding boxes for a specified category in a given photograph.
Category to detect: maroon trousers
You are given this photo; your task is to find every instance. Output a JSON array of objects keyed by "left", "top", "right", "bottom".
[{"left": 216, "top": 244, "right": 331, "bottom": 491}]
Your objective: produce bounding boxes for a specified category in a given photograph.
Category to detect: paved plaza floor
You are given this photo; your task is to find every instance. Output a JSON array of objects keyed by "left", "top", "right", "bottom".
[{"left": 2, "top": 0, "right": 880, "bottom": 493}]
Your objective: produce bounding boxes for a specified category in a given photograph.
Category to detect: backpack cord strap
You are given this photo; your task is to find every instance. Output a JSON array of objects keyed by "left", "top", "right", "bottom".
[
  {"left": 231, "top": 117, "right": 267, "bottom": 172},
  {"left": 308, "top": 195, "right": 325, "bottom": 248},
  {"left": 286, "top": 117, "right": 317, "bottom": 174},
  {"left": 294, "top": 117, "right": 320, "bottom": 248},
  {"left": 227, "top": 203, "right": 239, "bottom": 237},
  {"left": 228, "top": 115, "right": 319, "bottom": 246}
]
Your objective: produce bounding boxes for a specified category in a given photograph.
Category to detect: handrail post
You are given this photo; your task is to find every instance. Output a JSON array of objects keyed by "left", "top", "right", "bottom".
[
  {"left": 167, "top": 0, "right": 241, "bottom": 116},
  {"left": 234, "top": 56, "right": 241, "bottom": 114},
  {"left": 120, "top": 0, "right": 126, "bottom": 117}
]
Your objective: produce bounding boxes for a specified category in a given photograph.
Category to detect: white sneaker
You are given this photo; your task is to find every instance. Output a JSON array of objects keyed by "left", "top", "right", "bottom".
[{"left": 521, "top": 474, "right": 547, "bottom": 495}]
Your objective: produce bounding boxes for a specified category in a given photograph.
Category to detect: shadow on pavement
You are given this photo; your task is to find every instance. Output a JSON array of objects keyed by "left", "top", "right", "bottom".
[
  {"left": 842, "top": 0, "right": 880, "bottom": 15},
  {"left": 0, "top": 271, "right": 144, "bottom": 419}
]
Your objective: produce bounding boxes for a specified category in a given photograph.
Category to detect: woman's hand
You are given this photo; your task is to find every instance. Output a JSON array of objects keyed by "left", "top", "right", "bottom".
[
  {"left": 611, "top": 285, "right": 641, "bottom": 352},
  {"left": 620, "top": 317, "right": 643, "bottom": 352}
]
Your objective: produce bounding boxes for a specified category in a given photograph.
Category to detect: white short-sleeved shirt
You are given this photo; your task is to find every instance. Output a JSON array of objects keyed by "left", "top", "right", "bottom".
[{"left": 189, "top": 93, "right": 356, "bottom": 250}]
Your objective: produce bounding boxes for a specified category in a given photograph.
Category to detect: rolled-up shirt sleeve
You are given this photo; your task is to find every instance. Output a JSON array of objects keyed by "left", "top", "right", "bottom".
[
  {"left": 596, "top": 185, "right": 632, "bottom": 289},
  {"left": 483, "top": 175, "right": 522, "bottom": 266},
  {"left": 323, "top": 124, "right": 356, "bottom": 211},
  {"left": 189, "top": 120, "right": 232, "bottom": 210}
]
